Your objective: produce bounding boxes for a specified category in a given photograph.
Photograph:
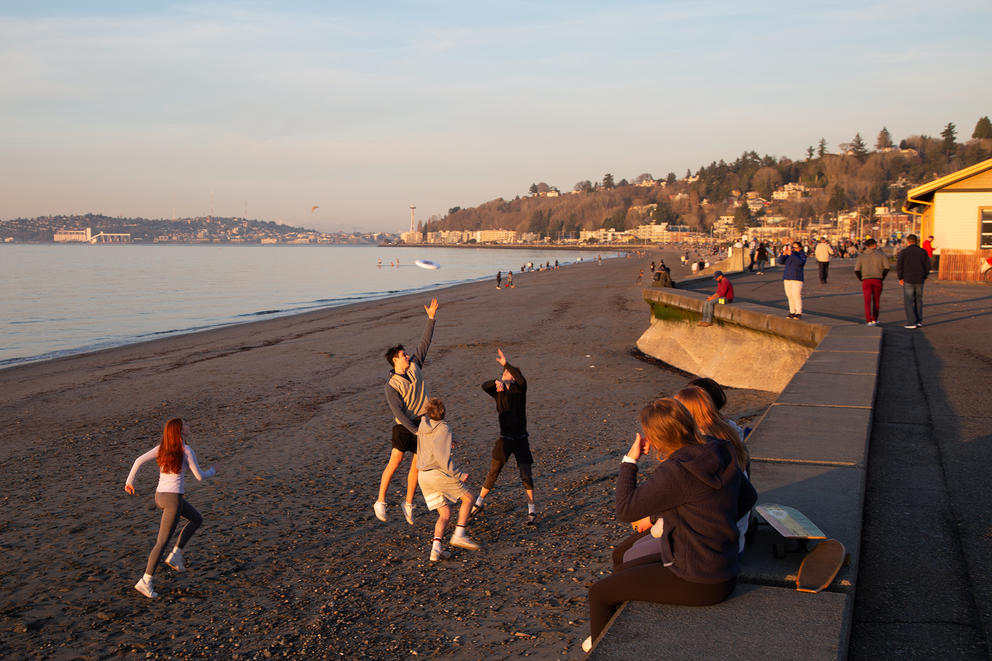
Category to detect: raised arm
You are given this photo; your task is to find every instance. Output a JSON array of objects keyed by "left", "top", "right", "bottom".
[{"left": 410, "top": 301, "right": 438, "bottom": 366}]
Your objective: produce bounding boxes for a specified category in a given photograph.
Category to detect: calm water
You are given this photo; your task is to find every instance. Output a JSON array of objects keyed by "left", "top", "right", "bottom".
[{"left": 0, "top": 244, "right": 611, "bottom": 368}]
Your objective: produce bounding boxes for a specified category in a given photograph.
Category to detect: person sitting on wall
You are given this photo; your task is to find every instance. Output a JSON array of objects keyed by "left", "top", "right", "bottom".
[{"left": 697, "top": 271, "right": 733, "bottom": 327}]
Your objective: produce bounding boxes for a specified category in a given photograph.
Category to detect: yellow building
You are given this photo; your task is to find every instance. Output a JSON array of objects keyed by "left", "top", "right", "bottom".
[{"left": 904, "top": 157, "right": 992, "bottom": 280}]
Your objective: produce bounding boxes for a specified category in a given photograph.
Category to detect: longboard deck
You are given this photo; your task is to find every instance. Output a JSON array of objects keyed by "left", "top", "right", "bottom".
[
  {"left": 755, "top": 504, "right": 826, "bottom": 540},
  {"left": 796, "top": 539, "right": 846, "bottom": 593}
]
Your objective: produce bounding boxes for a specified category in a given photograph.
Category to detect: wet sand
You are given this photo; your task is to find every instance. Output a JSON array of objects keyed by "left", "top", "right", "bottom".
[{"left": 0, "top": 252, "right": 774, "bottom": 659}]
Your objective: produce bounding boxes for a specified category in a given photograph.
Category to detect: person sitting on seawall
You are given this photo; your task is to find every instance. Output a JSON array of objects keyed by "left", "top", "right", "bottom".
[
  {"left": 697, "top": 270, "right": 733, "bottom": 327},
  {"left": 581, "top": 398, "right": 757, "bottom": 652},
  {"left": 673, "top": 386, "right": 753, "bottom": 553}
]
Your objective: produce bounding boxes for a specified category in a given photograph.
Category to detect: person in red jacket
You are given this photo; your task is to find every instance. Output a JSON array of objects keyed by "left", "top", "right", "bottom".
[{"left": 697, "top": 271, "right": 734, "bottom": 327}]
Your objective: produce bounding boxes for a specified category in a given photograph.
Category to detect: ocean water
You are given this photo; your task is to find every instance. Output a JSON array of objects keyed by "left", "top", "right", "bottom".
[{"left": 0, "top": 244, "right": 613, "bottom": 368}]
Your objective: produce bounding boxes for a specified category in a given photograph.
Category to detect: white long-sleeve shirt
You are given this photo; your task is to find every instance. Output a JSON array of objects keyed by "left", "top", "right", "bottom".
[{"left": 126, "top": 444, "right": 215, "bottom": 494}]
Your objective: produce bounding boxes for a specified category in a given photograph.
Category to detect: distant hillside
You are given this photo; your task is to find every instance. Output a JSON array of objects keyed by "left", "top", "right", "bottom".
[{"left": 430, "top": 120, "right": 992, "bottom": 236}]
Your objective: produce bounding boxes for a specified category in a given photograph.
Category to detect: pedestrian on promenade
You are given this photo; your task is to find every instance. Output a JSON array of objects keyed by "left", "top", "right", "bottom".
[
  {"left": 854, "top": 238, "right": 890, "bottom": 325},
  {"left": 755, "top": 242, "right": 769, "bottom": 274},
  {"left": 416, "top": 398, "right": 480, "bottom": 561},
  {"left": 815, "top": 237, "right": 834, "bottom": 284},
  {"left": 472, "top": 349, "right": 537, "bottom": 524},
  {"left": 921, "top": 235, "right": 935, "bottom": 259},
  {"left": 697, "top": 271, "right": 733, "bottom": 327},
  {"left": 777, "top": 240, "right": 807, "bottom": 319},
  {"left": 124, "top": 418, "right": 217, "bottom": 599},
  {"left": 896, "top": 234, "right": 931, "bottom": 329},
  {"left": 375, "top": 297, "right": 439, "bottom": 524},
  {"left": 581, "top": 398, "right": 756, "bottom": 652}
]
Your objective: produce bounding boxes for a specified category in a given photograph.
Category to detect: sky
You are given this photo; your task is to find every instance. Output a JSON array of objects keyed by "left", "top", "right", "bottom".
[{"left": 1, "top": 1, "right": 990, "bottom": 233}]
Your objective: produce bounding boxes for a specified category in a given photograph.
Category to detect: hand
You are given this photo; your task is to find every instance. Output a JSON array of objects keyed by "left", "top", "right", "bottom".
[
  {"left": 632, "top": 516, "right": 652, "bottom": 533},
  {"left": 459, "top": 472, "right": 469, "bottom": 482},
  {"left": 496, "top": 348, "right": 507, "bottom": 366},
  {"left": 626, "top": 433, "right": 648, "bottom": 462},
  {"left": 424, "top": 298, "right": 439, "bottom": 319},
  {"left": 899, "top": 279, "right": 904, "bottom": 286},
  {"left": 495, "top": 380, "right": 505, "bottom": 392},
  {"left": 125, "top": 484, "right": 136, "bottom": 495}
]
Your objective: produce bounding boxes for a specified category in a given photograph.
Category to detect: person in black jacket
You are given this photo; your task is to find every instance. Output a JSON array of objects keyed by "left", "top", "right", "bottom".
[
  {"left": 471, "top": 349, "right": 537, "bottom": 524},
  {"left": 581, "top": 398, "right": 756, "bottom": 652},
  {"left": 896, "top": 234, "right": 931, "bottom": 328}
]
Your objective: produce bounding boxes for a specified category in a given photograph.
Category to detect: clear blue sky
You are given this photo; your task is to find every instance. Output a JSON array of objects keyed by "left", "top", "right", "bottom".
[{"left": 1, "top": 1, "right": 989, "bottom": 232}]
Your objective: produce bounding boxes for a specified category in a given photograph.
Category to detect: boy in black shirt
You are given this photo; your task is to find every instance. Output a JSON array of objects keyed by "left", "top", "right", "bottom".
[{"left": 472, "top": 349, "right": 537, "bottom": 524}]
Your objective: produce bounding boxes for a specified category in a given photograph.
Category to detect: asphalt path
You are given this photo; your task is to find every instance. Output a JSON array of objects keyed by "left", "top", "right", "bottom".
[{"left": 680, "top": 256, "right": 992, "bottom": 659}]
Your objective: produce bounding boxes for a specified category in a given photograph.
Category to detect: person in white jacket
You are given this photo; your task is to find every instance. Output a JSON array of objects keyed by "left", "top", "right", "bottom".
[
  {"left": 416, "top": 398, "right": 480, "bottom": 561},
  {"left": 124, "top": 418, "right": 216, "bottom": 598}
]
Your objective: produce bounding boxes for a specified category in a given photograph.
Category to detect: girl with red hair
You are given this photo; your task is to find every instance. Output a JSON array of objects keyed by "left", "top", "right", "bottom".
[{"left": 125, "top": 418, "right": 216, "bottom": 599}]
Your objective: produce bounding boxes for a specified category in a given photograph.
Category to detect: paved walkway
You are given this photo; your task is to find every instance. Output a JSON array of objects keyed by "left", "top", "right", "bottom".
[{"left": 681, "top": 259, "right": 992, "bottom": 659}]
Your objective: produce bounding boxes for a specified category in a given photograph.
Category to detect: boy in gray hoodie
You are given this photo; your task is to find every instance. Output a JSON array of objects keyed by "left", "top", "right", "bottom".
[{"left": 416, "top": 398, "right": 481, "bottom": 561}]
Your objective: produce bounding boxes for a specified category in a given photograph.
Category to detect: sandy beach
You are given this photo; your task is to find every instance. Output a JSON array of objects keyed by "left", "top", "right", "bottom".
[{"left": 0, "top": 252, "right": 774, "bottom": 660}]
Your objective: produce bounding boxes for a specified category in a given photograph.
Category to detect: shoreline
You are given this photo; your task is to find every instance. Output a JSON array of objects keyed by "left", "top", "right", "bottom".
[{"left": 0, "top": 249, "right": 774, "bottom": 659}]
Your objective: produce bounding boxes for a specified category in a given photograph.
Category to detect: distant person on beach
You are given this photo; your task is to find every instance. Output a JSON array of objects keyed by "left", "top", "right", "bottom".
[
  {"left": 416, "top": 397, "right": 481, "bottom": 560},
  {"left": 375, "top": 297, "right": 439, "bottom": 524},
  {"left": 472, "top": 349, "right": 537, "bottom": 524},
  {"left": 778, "top": 241, "right": 806, "bottom": 319},
  {"left": 697, "top": 270, "right": 733, "bottom": 327},
  {"left": 496, "top": 271, "right": 502, "bottom": 289},
  {"left": 854, "top": 238, "right": 890, "bottom": 326},
  {"left": 124, "top": 418, "right": 217, "bottom": 599},
  {"left": 581, "top": 398, "right": 756, "bottom": 652},
  {"left": 896, "top": 234, "right": 931, "bottom": 329},
  {"left": 506, "top": 271, "right": 514, "bottom": 289},
  {"left": 814, "top": 237, "right": 834, "bottom": 284}
]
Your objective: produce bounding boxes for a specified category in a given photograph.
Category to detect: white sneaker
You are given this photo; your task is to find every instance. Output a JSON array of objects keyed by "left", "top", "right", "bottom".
[
  {"left": 402, "top": 502, "right": 415, "bottom": 525},
  {"left": 373, "top": 500, "right": 388, "bottom": 522},
  {"left": 134, "top": 576, "right": 158, "bottom": 599},
  {"left": 450, "top": 531, "right": 480, "bottom": 551},
  {"left": 165, "top": 547, "right": 185, "bottom": 572},
  {"left": 582, "top": 636, "right": 592, "bottom": 653},
  {"left": 430, "top": 548, "right": 451, "bottom": 562}
]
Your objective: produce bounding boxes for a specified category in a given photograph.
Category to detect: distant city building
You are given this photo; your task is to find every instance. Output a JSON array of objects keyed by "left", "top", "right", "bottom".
[{"left": 54, "top": 227, "right": 92, "bottom": 242}]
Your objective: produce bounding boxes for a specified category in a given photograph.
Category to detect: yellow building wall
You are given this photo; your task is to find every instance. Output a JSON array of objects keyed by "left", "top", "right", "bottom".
[{"left": 932, "top": 191, "right": 992, "bottom": 250}]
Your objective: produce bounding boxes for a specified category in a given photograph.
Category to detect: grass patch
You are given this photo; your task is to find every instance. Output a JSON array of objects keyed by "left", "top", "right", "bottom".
[{"left": 646, "top": 300, "right": 699, "bottom": 323}]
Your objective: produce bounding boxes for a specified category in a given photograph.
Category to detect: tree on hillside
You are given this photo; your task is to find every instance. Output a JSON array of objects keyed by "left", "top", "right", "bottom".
[
  {"left": 529, "top": 183, "right": 539, "bottom": 195},
  {"left": 733, "top": 203, "right": 753, "bottom": 233},
  {"left": 827, "top": 184, "right": 848, "bottom": 215},
  {"left": 817, "top": 138, "right": 829, "bottom": 157},
  {"left": 666, "top": 172, "right": 677, "bottom": 185},
  {"left": 941, "top": 122, "right": 957, "bottom": 160},
  {"left": 651, "top": 197, "right": 679, "bottom": 224},
  {"left": 806, "top": 145, "right": 815, "bottom": 160},
  {"left": 849, "top": 133, "right": 868, "bottom": 161},
  {"left": 635, "top": 173, "right": 654, "bottom": 184},
  {"left": 602, "top": 173, "right": 615, "bottom": 189},
  {"left": 876, "top": 127, "right": 893, "bottom": 150},
  {"left": 618, "top": 178, "right": 629, "bottom": 187},
  {"left": 529, "top": 209, "right": 550, "bottom": 237},
  {"left": 752, "top": 166, "right": 783, "bottom": 199},
  {"left": 973, "top": 116, "right": 992, "bottom": 139},
  {"left": 573, "top": 180, "right": 593, "bottom": 193}
]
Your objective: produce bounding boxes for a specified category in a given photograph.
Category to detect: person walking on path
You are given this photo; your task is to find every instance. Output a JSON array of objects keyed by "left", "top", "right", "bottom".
[
  {"left": 896, "top": 234, "right": 931, "bottom": 329},
  {"left": 581, "top": 399, "right": 756, "bottom": 652},
  {"left": 375, "top": 297, "right": 439, "bottom": 524},
  {"left": 854, "top": 238, "right": 890, "bottom": 325},
  {"left": 124, "top": 418, "right": 217, "bottom": 599},
  {"left": 777, "top": 240, "right": 807, "bottom": 319},
  {"left": 495, "top": 271, "right": 502, "bottom": 289},
  {"left": 922, "top": 235, "right": 935, "bottom": 259},
  {"left": 755, "top": 242, "right": 769, "bottom": 274},
  {"left": 416, "top": 398, "right": 481, "bottom": 561},
  {"left": 472, "top": 349, "right": 537, "bottom": 524},
  {"left": 814, "top": 237, "right": 834, "bottom": 284},
  {"left": 697, "top": 271, "right": 733, "bottom": 327}
]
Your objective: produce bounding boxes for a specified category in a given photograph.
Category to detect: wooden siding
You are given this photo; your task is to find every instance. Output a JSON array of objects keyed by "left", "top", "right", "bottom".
[{"left": 937, "top": 248, "right": 992, "bottom": 281}]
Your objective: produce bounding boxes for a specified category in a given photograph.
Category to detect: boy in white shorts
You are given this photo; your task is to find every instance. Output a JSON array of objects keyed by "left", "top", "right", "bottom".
[{"left": 416, "top": 398, "right": 481, "bottom": 561}]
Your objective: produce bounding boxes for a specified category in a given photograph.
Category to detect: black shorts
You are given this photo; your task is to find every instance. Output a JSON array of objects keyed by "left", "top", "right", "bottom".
[
  {"left": 492, "top": 436, "right": 533, "bottom": 465},
  {"left": 391, "top": 424, "right": 418, "bottom": 453}
]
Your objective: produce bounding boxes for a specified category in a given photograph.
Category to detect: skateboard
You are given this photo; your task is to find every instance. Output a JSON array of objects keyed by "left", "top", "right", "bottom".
[
  {"left": 796, "top": 538, "right": 846, "bottom": 593},
  {"left": 754, "top": 503, "right": 826, "bottom": 558}
]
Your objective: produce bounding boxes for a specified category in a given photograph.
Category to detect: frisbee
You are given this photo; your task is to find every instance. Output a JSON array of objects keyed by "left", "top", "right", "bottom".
[{"left": 415, "top": 259, "right": 440, "bottom": 270}]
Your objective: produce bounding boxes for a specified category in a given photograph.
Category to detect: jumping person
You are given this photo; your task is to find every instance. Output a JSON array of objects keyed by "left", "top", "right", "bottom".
[
  {"left": 581, "top": 399, "right": 756, "bottom": 651},
  {"left": 375, "top": 297, "right": 439, "bottom": 524},
  {"left": 472, "top": 349, "right": 536, "bottom": 524},
  {"left": 416, "top": 398, "right": 481, "bottom": 560},
  {"left": 124, "top": 418, "right": 217, "bottom": 599}
]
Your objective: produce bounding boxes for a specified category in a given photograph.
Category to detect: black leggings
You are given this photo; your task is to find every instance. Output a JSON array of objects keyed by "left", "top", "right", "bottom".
[
  {"left": 145, "top": 492, "right": 202, "bottom": 575},
  {"left": 483, "top": 437, "right": 534, "bottom": 490},
  {"left": 588, "top": 539, "right": 736, "bottom": 639}
]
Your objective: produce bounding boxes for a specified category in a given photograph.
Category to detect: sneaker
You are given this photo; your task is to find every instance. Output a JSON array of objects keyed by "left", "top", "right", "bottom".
[
  {"left": 582, "top": 636, "right": 593, "bottom": 653},
  {"left": 469, "top": 503, "right": 484, "bottom": 520},
  {"left": 527, "top": 511, "right": 537, "bottom": 525},
  {"left": 794, "top": 314, "right": 802, "bottom": 320},
  {"left": 165, "top": 547, "right": 185, "bottom": 572},
  {"left": 402, "top": 502, "right": 415, "bottom": 525},
  {"left": 866, "top": 320, "right": 875, "bottom": 326},
  {"left": 787, "top": 313, "right": 796, "bottom": 319},
  {"left": 134, "top": 576, "right": 158, "bottom": 599},
  {"left": 430, "top": 548, "right": 451, "bottom": 562},
  {"left": 697, "top": 321, "right": 712, "bottom": 327},
  {"left": 450, "top": 531, "right": 480, "bottom": 551},
  {"left": 373, "top": 500, "right": 388, "bottom": 522},
  {"left": 904, "top": 324, "right": 918, "bottom": 329}
]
